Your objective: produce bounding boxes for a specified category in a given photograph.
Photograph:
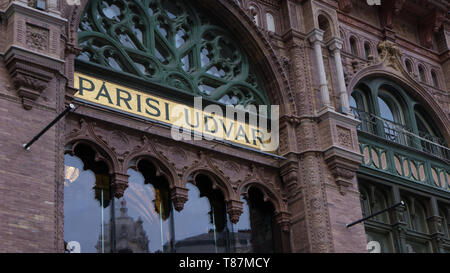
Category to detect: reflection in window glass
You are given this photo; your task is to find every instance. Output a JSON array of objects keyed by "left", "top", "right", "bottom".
[
  {"left": 350, "top": 96, "right": 357, "bottom": 109},
  {"left": 174, "top": 180, "right": 228, "bottom": 253},
  {"left": 232, "top": 190, "right": 276, "bottom": 253},
  {"left": 232, "top": 196, "right": 252, "bottom": 253},
  {"left": 64, "top": 154, "right": 112, "bottom": 253},
  {"left": 110, "top": 168, "right": 174, "bottom": 253}
]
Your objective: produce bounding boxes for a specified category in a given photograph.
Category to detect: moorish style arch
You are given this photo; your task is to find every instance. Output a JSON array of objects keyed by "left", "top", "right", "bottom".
[
  {"left": 64, "top": 0, "right": 297, "bottom": 117},
  {"left": 62, "top": 0, "right": 294, "bottom": 253}
]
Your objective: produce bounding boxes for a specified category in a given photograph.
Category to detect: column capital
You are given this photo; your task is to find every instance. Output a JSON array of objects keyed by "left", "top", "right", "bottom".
[
  {"left": 306, "top": 28, "right": 324, "bottom": 44},
  {"left": 327, "top": 37, "right": 344, "bottom": 52}
]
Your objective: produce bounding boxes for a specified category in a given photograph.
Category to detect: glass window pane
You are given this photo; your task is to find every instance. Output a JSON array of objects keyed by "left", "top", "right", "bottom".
[
  {"left": 366, "top": 231, "right": 394, "bottom": 253},
  {"left": 378, "top": 97, "right": 394, "bottom": 122},
  {"left": 174, "top": 182, "right": 222, "bottom": 253},
  {"left": 114, "top": 168, "right": 174, "bottom": 253},
  {"left": 64, "top": 154, "right": 112, "bottom": 253}
]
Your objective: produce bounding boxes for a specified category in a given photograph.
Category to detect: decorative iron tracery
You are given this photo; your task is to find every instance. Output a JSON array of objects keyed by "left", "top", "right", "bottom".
[{"left": 77, "top": 0, "right": 270, "bottom": 108}]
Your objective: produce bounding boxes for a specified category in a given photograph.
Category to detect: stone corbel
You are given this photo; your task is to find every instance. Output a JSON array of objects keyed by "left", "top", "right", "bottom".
[
  {"left": 6, "top": 55, "right": 53, "bottom": 110},
  {"left": 280, "top": 159, "right": 300, "bottom": 198},
  {"left": 324, "top": 146, "right": 361, "bottom": 195},
  {"left": 227, "top": 200, "right": 244, "bottom": 224},
  {"left": 328, "top": 165, "right": 357, "bottom": 195},
  {"left": 419, "top": 9, "right": 445, "bottom": 49},
  {"left": 379, "top": 0, "right": 406, "bottom": 29},
  {"left": 275, "top": 211, "right": 291, "bottom": 232},
  {"left": 111, "top": 172, "right": 129, "bottom": 198},
  {"left": 170, "top": 186, "right": 189, "bottom": 211}
]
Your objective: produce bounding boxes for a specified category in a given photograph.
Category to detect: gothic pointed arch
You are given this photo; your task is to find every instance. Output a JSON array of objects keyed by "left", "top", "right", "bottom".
[{"left": 64, "top": 0, "right": 295, "bottom": 116}]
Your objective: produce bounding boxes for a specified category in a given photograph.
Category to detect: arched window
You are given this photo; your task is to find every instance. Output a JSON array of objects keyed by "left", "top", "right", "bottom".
[
  {"left": 318, "top": 15, "right": 332, "bottom": 42},
  {"left": 418, "top": 65, "right": 426, "bottom": 83},
  {"left": 377, "top": 92, "right": 406, "bottom": 144},
  {"left": 233, "top": 187, "right": 276, "bottom": 253},
  {"left": 64, "top": 144, "right": 112, "bottom": 253},
  {"left": 351, "top": 84, "right": 374, "bottom": 133},
  {"left": 364, "top": 42, "right": 371, "bottom": 60},
  {"left": 405, "top": 59, "right": 413, "bottom": 74},
  {"left": 377, "top": 96, "right": 396, "bottom": 123},
  {"left": 174, "top": 174, "right": 230, "bottom": 253},
  {"left": 114, "top": 160, "right": 174, "bottom": 253},
  {"left": 414, "top": 106, "right": 447, "bottom": 158},
  {"left": 431, "top": 70, "right": 439, "bottom": 88},
  {"left": 77, "top": 0, "right": 270, "bottom": 108},
  {"left": 350, "top": 36, "right": 358, "bottom": 56},
  {"left": 266, "top": 13, "right": 275, "bottom": 32}
]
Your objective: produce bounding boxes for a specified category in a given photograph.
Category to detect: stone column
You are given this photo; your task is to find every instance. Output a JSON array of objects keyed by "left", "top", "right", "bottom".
[
  {"left": 328, "top": 38, "right": 350, "bottom": 114},
  {"left": 307, "top": 29, "right": 332, "bottom": 109}
]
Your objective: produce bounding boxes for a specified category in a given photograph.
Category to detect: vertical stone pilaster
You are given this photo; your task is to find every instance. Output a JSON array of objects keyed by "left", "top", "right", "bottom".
[
  {"left": 327, "top": 38, "right": 350, "bottom": 114},
  {"left": 307, "top": 29, "right": 333, "bottom": 110}
]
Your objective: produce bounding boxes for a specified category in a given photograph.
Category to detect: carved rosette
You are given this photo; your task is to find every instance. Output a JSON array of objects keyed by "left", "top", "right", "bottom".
[
  {"left": 227, "top": 200, "right": 244, "bottom": 224},
  {"left": 170, "top": 186, "right": 189, "bottom": 212},
  {"left": 111, "top": 173, "right": 129, "bottom": 198}
]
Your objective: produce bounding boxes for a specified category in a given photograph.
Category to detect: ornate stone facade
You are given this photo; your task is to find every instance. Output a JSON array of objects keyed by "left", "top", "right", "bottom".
[{"left": 0, "top": 0, "right": 448, "bottom": 253}]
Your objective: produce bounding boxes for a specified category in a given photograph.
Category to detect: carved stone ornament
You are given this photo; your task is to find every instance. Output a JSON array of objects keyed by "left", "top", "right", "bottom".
[
  {"left": 6, "top": 55, "right": 53, "bottom": 110},
  {"left": 275, "top": 211, "right": 291, "bottom": 232},
  {"left": 377, "top": 40, "right": 403, "bottom": 72},
  {"left": 112, "top": 173, "right": 130, "bottom": 198},
  {"left": 227, "top": 200, "right": 244, "bottom": 224},
  {"left": 280, "top": 160, "right": 300, "bottom": 198},
  {"left": 170, "top": 186, "right": 189, "bottom": 212},
  {"left": 324, "top": 147, "right": 361, "bottom": 196}
]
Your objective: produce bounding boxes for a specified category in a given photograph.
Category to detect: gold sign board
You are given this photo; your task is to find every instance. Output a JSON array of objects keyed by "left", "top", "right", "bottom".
[{"left": 74, "top": 73, "right": 277, "bottom": 152}]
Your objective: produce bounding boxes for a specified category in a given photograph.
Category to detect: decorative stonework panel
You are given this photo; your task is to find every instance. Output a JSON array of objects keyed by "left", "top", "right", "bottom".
[
  {"left": 337, "top": 126, "right": 352, "bottom": 148},
  {"left": 26, "top": 24, "right": 49, "bottom": 52}
]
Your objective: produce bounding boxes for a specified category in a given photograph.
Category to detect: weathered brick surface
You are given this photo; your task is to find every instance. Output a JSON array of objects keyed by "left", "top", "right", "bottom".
[{"left": 0, "top": 59, "right": 59, "bottom": 252}]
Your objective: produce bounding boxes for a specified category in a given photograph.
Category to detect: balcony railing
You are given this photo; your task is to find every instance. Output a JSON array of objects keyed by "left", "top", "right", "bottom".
[{"left": 352, "top": 107, "right": 450, "bottom": 161}]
